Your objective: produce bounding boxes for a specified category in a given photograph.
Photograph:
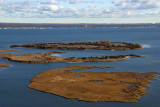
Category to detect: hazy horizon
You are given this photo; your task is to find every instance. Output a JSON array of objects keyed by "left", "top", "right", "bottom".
[{"left": 0, "top": 22, "right": 159, "bottom": 24}]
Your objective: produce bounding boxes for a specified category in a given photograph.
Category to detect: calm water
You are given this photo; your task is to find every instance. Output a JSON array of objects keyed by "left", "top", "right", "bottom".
[{"left": 0, "top": 28, "right": 160, "bottom": 107}]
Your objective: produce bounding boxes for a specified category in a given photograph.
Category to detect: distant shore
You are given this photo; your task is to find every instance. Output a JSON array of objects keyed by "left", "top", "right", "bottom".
[{"left": 0, "top": 23, "right": 160, "bottom": 29}]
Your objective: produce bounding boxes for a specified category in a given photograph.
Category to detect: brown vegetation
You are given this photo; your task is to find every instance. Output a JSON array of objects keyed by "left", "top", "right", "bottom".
[
  {"left": 68, "top": 65, "right": 116, "bottom": 69},
  {"left": 0, "top": 52, "right": 145, "bottom": 63},
  {"left": 28, "top": 66, "right": 160, "bottom": 102},
  {"left": 0, "top": 63, "right": 10, "bottom": 69},
  {"left": 11, "top": 41, "right": 143, "bottom": 50},
  {"left": 0, "top": 49, "right": 17, "bottom": 53},
  {"left": 0, "top": 63, "right": 10, "bottom": 67}
]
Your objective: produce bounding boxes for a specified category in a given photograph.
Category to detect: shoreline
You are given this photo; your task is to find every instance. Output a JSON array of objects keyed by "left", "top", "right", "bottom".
[
  {"left": 0, "top": 23, "right": 160, "bottom": 29},
  {"left": 0, "top": 26, "right": 160, "bottom": 29}
]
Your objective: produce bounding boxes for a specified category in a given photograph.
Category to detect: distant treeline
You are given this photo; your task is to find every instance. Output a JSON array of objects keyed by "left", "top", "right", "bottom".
[{"left": 0, "top": 23, "right": 160, "bottom": 28}]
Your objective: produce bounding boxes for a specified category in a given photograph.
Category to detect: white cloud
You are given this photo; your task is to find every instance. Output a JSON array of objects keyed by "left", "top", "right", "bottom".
[
  {"left": 41, "top": 0, "right": 58, "bottom": 5},
  {"left": 68, "top": 0, "right": 99, "bottom": 4},
  {"left": 101, "top": 0, "right": 160, "bottom": 18},
  {"left": 49, "top": 5, "right": 59, "bottom": 11},
  {"left": 112, "top": 0, "right": 160, "bottom": 10},
  {"left": 69, "top": 0, "right": 83, "bottom": 4},
  {"left": 0, "top": 0, "right": 159, "bottom": 20}
]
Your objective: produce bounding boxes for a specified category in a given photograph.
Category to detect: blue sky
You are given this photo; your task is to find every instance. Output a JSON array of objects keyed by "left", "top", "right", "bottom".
[{"left": 0, "top": 0, "right": 160, "bottom": 23}]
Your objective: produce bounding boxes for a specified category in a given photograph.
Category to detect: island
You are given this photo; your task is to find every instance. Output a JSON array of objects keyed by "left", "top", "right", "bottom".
[
  {"left": 0, "top": 49, "right": 17, "bottom": 53},
  {"left": 68, "top": 65, "right": 116, "bottom": 69},
  {"left": 0, "top": 52, "right": 145, "bottom": 63},
  {"left": 0, "top": 63, "right": 10, "bottom": 69},
  {"left": 10, "top": 40, "right": 143, "bottom": 51},
  {"left": 0, "top": 49, "right": 14, "bottom": 69},
  {"left": 28, "top": 66, "right": 160, "bottom": 102}
]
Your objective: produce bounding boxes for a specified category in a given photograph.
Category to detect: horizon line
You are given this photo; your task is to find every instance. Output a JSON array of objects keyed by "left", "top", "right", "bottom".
[{"left": 0, "top": 22, "right": 159, "bottom": 24}]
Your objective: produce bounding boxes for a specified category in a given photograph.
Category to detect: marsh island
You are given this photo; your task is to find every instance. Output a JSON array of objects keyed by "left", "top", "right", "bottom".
[
  {"left": 28, "top": 66, "right": 160, "bottom": 102},
  {"left": 0, "top": 49, "right": 13, "bottom": 69},
  {"left": 0, "top": 52, "right": 145, "bottom": 63},
  {"left": 0, "top": 42, "right": 154, "bottom": 103},
  {"left": 0, "top": 49, "right": 17, "bottom": 53},
  {"left": 11, "top": 40, "right": 143, "bottom": 50},
  {"left": 0, "top": 63, "right": 10, "bottom": 69}
]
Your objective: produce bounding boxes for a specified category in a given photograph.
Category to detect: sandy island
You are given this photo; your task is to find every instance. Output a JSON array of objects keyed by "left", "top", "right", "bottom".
[
  {"left": 11, "top": 40, "right": 143, "bottom": 51},
  {"left": 0, "top": 52, "right": 145, "bottom": 63},
  {"left": 28, "top": 66, "right": 160, "bottom": 102}
]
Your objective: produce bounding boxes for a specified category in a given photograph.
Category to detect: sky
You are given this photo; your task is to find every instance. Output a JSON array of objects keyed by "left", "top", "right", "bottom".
[{"left": 0, "top": 0, "right": 160, "bottom": 23}]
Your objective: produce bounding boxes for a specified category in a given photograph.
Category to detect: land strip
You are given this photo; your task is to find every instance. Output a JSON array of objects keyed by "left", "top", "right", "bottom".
[
  {"left": 0, "top": 63, "right": 10, "bottom": 69},
  {"left": 0, "top": 49, "right": 17, "bottom": 53},
  {"left": 11, "top": 41, "right": 143, "bottom": 51},
  {"left": 0, "top": 52, "right": 145, "bottom": 63}
]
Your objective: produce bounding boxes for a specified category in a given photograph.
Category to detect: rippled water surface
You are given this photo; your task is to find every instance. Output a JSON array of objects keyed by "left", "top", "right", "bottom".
[{"left": 0, "top": 28, "right": 160, "bottom": 107}]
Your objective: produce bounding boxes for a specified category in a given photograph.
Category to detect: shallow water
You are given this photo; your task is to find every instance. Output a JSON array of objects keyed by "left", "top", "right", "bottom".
[{"left": 0, "top": 27, "right": 160, "bottom": 107}]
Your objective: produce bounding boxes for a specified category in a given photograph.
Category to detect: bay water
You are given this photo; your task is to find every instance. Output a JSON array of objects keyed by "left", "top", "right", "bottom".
[{"left": 0, "top": 27, "right": 160, "bottom": 107}]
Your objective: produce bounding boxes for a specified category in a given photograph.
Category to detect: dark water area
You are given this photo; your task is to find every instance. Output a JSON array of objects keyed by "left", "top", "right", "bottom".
[{"left": 0, "top": 28, "right": 160, "bottom": 107}]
